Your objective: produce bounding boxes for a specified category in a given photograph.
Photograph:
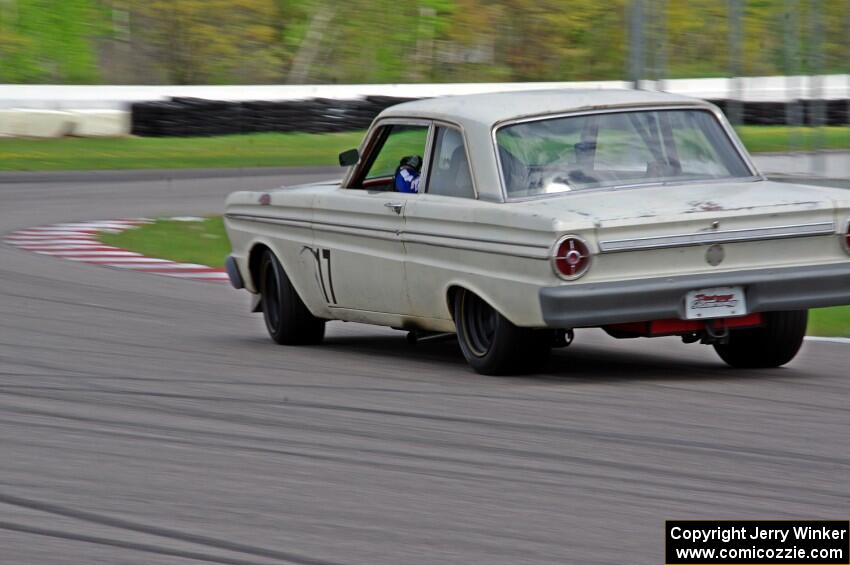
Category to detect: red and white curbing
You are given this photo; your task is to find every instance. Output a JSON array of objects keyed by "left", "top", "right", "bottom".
[
  {"left": 804, "top": 335, "right": 850, "bottom": 344},
  {"left": 4, "top": 219, "right": 229, "bottom": 283}
]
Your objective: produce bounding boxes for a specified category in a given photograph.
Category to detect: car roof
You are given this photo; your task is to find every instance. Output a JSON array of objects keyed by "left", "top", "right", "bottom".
[
  {"left": 378, "top": 88, "right": 710, "bottom": 128},
  {"left": 370, "top": 89, "right": 724, "bottom": 203}
]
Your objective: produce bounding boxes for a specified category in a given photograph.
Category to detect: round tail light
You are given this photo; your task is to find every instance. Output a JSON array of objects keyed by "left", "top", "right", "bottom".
[{"left": 552, "top": 235, "right": 591, "bottom": 280}]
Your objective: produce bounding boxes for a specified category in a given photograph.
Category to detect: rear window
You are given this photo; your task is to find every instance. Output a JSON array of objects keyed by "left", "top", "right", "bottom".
[{"left": 495, "top": 109, "right": 753, "bottom": 198}]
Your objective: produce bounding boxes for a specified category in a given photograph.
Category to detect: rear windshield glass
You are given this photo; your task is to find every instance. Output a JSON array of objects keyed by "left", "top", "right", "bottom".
[{"left": 495, "top": 109, "right": 753, "bottom": 198}]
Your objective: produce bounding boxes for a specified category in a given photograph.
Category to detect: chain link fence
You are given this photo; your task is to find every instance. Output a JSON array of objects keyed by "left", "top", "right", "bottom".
[{"left": 627, "top": 0, "right": 850, "bottom": 179}]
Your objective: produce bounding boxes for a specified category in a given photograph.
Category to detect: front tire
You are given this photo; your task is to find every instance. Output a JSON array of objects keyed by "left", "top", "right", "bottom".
[
  {"left": 258, "top": 250, "right": 325, "bottom": 345},
  {"left": 713, "top": 310, "right": 807, "bottom": 368},
  {"left": 453, "top": 289, "right": 551, "bottom": 375}
]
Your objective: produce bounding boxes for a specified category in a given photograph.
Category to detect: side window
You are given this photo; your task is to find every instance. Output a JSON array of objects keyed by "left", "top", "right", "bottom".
[
  {"left": 426, "top": 127, "right": 475, "bottom": 199},
  {"left": 364, "top": 124, "right": 428, "bottom": 181}
]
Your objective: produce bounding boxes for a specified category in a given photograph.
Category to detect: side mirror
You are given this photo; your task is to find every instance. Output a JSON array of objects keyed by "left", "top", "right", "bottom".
[{"left": 339, "top": 148, "right": 360, "bottom": 167}]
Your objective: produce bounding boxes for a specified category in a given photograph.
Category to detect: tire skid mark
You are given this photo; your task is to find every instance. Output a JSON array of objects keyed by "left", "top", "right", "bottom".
[
  {"left": 3, "top": 219, "right": 229, "bottom": 284},
  {"left": 0, "top": 493, "right": 342, "bottom": 565},
  {"left": 0, "top": 414, "right": 845, "bottom": 514},
  {"left": 2, "top": 386, "right": 849, "bottom": 473},
  {"left": 0, "top": 289, "right": 166, "bottom": 318},
  {"left": 1, "top": 371, "right": 847, "bottom": 418},
  {"left": 0, "top": 391, "right": 848, "bottom": 508},
  {"left": 1, "top": 329, "right": 468, "bottom": 381},
  {"left": 0, "top": 521, "right": 276, "bottom": 565}
]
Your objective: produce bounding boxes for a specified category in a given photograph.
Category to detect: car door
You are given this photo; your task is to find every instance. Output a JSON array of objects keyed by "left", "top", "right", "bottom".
[
  {"left": 311, "top": 121, "right": 431, "bottom": 314},
  {"left": 403, "top": 125, "right": 481, "bottom": 319}
]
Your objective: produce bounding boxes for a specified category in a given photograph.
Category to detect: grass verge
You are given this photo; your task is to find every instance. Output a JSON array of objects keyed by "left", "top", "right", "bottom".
[
  {"left": 807, "top": 306, "right": 850, "bottom": 338},
  {"left": 0, "top": 131, "right": 364, "bottom": 171},
  {"left": 1, "top": 126, "right": 848, "bottom": 172},
  {"left": 102, "top": 217, "right": 850, "bottom": 338},
  {"left": 100, "top": 217, "right": 230, "bottom": 268},
  {"left": 736, "top": 126, "right": 850, "bottom": 153}
]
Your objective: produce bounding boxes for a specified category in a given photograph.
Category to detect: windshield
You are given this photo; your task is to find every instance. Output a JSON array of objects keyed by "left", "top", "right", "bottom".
[{"left": 495, "top": 109, "right": 753, "bottom": 198}]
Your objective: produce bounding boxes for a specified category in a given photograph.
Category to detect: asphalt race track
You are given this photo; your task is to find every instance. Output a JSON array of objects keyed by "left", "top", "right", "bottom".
[{"left": 1, "top": 169, "right": 848, "bottom": 565}]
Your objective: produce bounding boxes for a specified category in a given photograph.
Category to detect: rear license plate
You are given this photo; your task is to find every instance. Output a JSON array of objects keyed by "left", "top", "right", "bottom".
[{"left": 685, "top": 286, "right": 747, "bottom": 319}]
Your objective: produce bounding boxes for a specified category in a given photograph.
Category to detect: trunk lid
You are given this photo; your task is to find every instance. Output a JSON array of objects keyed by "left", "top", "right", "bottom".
[
  {"left": 519, "top": 179, "right": 847, "bottom": 283},
  {"left": 520, "top": 179, "right": 838, "bottom": 227}
]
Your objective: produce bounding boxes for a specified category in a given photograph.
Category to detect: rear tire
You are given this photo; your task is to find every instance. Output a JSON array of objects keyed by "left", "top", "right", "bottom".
[
  {"left": 454, "top": 289, "right": 551, "bottom": 375},
  {"left": 713, "top": 310, "right": 807, "bottom": 368},
  {"left": 258, "top": 250, "right": 325, "bottom": 345}
]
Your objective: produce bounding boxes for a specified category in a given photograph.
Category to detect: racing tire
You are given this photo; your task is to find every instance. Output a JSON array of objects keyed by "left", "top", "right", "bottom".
[
  {"left": 453, "top": 289, "right": 551, "bottom": 375},
  {"left": 713, "top": 310, "right": 807, "bottom": 369},
  {"left": 258, "top": 249, "right": 325, "bottom": 345}
]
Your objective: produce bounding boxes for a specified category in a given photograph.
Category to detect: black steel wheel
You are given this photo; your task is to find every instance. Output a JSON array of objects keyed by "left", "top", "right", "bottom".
[
  {"left": 454, "top": 288, "right": 551, "bottom": 375},
  {"left": 258, "top": 249, "right": 325, "bottom": 345},
  {"left": 460, "top": 292, "right": 499, "bottom": 357},
  {"left": 713, "top": 310, "right": 807, "bottom": 368}
]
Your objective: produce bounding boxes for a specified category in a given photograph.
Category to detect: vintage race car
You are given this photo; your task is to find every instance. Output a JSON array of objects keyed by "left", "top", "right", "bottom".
[{"left": 224, "top": 89, "right": 850, "bottom": 374}]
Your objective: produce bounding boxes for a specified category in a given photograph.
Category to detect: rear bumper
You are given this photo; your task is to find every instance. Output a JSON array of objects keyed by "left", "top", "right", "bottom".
[{"left": 539, "top": 262, "right": 850, "bottom": 328}]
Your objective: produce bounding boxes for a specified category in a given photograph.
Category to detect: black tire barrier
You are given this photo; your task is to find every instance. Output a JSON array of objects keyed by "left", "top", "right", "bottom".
[
  {"left": 130, "top": 96, "right": 416, "bottom": 137},
  {"left": 131, "top": 96, "right": 849, "bottom": 137},
  {"left": 709, "top": 99, "right": 849, "bottom": 127}
]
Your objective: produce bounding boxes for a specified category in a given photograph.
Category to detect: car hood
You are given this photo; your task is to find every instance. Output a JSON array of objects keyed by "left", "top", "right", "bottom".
[{"left": 517, "top": 179, "right": 846, "bottom": 229}]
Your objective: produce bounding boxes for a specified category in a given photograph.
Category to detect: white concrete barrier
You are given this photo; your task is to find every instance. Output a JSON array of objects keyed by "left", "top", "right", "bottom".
[
  {"left": 1, "top": 75, "right": 847, "bottom": 110},
  {"left": 0, "top": 81, "right": 628, "bottom": 110},
  {"left": 69, "top": 110, "right": 131, "bottom": 137},
  {"left": 0, "top": 109, "right": 132, "bottom": 138},
  {"left": 0, "top": 109, "right": 75, "bottom": 138}
]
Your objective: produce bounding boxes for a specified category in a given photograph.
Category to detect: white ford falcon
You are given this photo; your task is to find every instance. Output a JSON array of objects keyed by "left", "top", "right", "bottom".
[{"left": 224, "top": 89, "right": 850, "bottom": 374}]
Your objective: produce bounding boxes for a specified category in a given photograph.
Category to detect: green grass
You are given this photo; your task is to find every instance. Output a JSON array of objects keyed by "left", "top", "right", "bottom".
[
  {"left": 367, "top": 127, "right": 428, "bottom": 178},
  {"left": 0, "top": 131, "right": 364, "bottom": 171},
  {"left": 0, "top": 126, "right": 848, "bottom": 172},
  {"left": 100, "top": 217, "right": 230, "bottom": 268},
  {"left": 103, "top": 217, "right": 850, "bottom": 337},
  {"left": 736, "top": 126, "right": 850, "bottom": 154},
  {"left": 808, "top": 306, "right": 850, "bottom": 338}
]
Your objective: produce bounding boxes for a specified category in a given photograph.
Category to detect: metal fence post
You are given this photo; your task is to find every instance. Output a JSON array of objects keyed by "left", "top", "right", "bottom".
[
  {"left": 629, "top": 0, "right": 644, "bottom": 89},
  {"left": 728, "top": 0, "right": 743, "bottom": 127},
  {"left": 809, "top": 0, "right": 825, "bottom": 175},
  {"left": 656, "top": 0, "right": 667, "bottom": 91},
  {"left": 784, "top": 0, "right": 801, "bottom": 154}
]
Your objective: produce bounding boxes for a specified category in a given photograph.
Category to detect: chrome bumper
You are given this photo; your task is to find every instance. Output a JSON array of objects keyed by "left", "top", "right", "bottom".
[{"left": 539, "top": 263, "right": 850, "bottom": 328}]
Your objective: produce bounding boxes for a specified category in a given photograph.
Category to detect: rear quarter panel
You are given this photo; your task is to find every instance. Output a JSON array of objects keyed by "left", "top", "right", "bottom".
[
  {"left": 403, "top": 196, "right": 579, "bottom": 327},
  {"left": 224, "top": 186, "right": 332, "bottom": 318}
]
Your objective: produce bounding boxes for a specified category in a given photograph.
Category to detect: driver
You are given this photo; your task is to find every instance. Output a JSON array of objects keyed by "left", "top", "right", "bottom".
[{"left": 394, "top": 155, "right": 422, "bottom": 193}]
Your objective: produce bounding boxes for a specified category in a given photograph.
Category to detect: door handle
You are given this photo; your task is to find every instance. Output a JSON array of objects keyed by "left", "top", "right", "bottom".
[{"left": 384, "top": 202, "right": 404, "bottom": 215}]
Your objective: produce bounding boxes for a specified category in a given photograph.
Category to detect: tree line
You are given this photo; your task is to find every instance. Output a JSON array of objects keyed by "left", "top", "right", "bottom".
[{"left": 0, "top": 0, "right": 847, "bottom": 85}]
